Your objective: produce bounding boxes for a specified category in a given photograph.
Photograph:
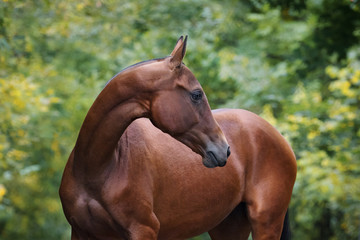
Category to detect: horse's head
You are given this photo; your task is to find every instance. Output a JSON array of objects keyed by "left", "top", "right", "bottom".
[{"left": 138, "top": 36, "right": 230, "bottom": 168}]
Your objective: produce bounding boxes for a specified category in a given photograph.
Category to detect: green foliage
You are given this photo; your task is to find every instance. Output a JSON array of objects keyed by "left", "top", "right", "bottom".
[
  {"left": 254, "top": 1, "right": 360, "bottom": 239},
  {"left": 263, "top": 49, "right": 360, "bottom": 238},
  {"left": 0, "top": 0, "right": 359, "bottom": 239}
]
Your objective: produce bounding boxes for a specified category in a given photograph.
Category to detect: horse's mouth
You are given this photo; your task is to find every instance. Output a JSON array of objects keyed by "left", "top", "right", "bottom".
[{"left": 203, "top": 151, "right": 227, "bottom": 168}]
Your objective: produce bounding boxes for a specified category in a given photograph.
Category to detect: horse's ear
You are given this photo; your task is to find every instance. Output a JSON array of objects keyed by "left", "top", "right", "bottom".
[
  {"left": 170, "top": 36, "right": 184, "bottom": 56},
  {"left": 170, "top": 35, "right": 187, "bottom": 69}
]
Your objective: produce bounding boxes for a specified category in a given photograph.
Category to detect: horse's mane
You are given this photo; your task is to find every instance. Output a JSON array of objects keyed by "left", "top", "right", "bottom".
[{"left": 105, "top": 57, "right": 167, "bottom": 87}]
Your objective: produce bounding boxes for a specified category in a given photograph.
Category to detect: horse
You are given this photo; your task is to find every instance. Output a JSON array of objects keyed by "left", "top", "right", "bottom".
[{"left": 59, "top": 36, "right": 297, "bottom": 240}]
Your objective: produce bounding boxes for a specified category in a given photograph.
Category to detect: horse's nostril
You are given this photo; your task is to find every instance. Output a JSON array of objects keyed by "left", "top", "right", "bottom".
[{"left": 227, "top": 146, "right": 231, "bottom": 158}]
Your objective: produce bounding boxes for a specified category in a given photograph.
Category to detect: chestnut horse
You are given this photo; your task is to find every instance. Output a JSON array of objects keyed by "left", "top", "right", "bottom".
[{"left": 59, "top": 36, "right": 297, "bottom": 240}]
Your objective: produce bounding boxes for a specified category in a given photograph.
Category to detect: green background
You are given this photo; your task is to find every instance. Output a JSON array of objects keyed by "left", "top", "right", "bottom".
[{"left": 1, "top": 0, "right": 359, "bottom": 239}]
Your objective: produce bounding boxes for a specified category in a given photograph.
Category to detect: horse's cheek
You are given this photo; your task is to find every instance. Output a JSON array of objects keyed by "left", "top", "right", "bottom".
[
  {"left": 150, "top": 100, "right": 175, "bottom": 133},
  {"left": 150, "top": 93, "right": 195, "bottom": 135}
]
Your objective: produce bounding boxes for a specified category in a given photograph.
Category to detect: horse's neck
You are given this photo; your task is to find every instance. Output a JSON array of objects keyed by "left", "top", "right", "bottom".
[{"left": 73, "top": 78, "right": 150, "bottom": 179}]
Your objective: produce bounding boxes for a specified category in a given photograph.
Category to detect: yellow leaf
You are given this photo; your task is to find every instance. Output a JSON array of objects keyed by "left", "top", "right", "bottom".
[
  {"left": 0, "top": 184, "right": 6, "bottom": 202},
  {"left": 261, "top": 104, "right": 277, "bottom": 125},
  {"left": 46, "top": 89, "right": 55, "bottom": 95},
  {"left": 307, "top": 130, "right": 319, "bottom": 140},
  {"left": 50, "top": 97, "right": 61, "bottom": 104},
  {"left": 325, "top": 66, "right": 338, "bottom": 79},
  {"left": 7, "top": 149, "right": 27, "bottom": 161},
  {"left": 76, "top": 3, "right": 85, "bottom": 11}
]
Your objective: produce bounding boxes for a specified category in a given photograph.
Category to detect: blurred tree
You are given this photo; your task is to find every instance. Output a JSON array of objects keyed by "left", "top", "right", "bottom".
[
  {"left": 248, "top": 1, "right": 360, "bottom": 239},
  {"left": 262, "top": 48, "right": 360, "bottom": 239}
]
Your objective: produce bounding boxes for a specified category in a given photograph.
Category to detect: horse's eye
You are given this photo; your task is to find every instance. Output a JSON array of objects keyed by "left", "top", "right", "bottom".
[{"left": 190, "top": 90, "right": 203, "bottom": 103}]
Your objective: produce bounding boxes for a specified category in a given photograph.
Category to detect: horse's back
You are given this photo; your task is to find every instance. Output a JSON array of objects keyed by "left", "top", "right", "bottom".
[
  {"left": 213, "top": 108, "right": 296, "bottom": 195},
  {"left": 213, "top": 108, "right": 296, "bottom": 167}
]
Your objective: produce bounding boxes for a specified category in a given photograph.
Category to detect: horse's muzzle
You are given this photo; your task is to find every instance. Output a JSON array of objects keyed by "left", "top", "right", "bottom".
[{"left": 203, "top": 145, "right": 230, "bottom": 168}]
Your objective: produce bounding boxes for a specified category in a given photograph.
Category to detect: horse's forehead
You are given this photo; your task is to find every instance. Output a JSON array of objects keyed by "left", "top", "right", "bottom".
[{"left": 179, "top": 66, "right": 201, "bottom": 88}]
